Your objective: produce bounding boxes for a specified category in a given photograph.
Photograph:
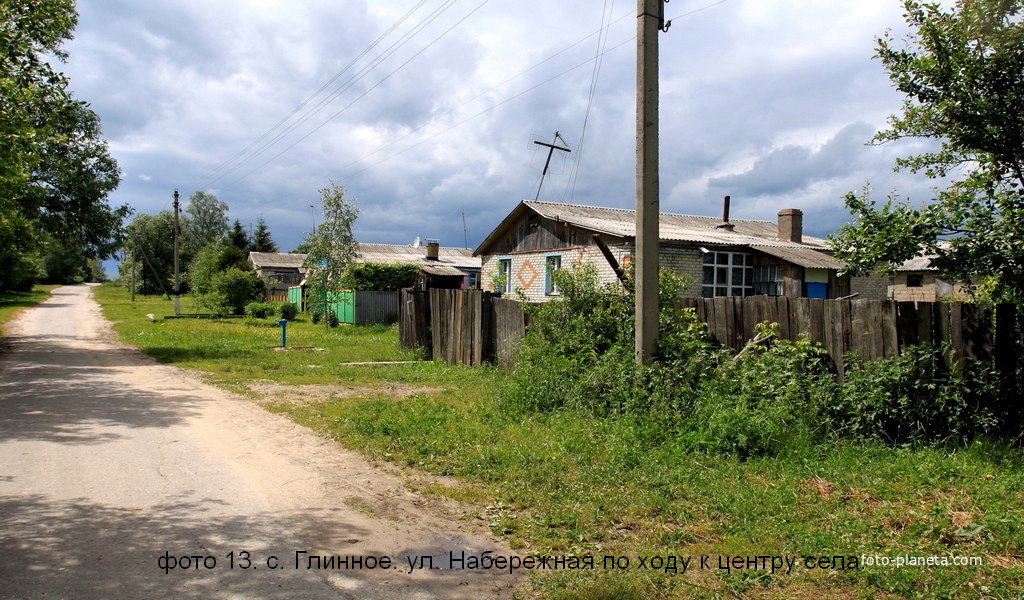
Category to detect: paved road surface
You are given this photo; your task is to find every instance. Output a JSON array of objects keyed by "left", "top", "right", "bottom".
[{"left": 0, "top": 286, "right": 519, "bottom": 599}]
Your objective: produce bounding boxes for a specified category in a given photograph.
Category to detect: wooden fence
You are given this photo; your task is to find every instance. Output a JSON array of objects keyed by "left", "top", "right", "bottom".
[
  {"left": 399, "top": 288, "right": 527, "bottom": 366},
  {"left": 400, "top": 289, "right": 1019, "bottom": 382},
  {"left": 678, "top": 296, "right": 1017, "bottom": 380}
]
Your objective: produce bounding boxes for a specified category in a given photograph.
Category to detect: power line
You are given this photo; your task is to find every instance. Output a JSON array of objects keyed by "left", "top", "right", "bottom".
[
  {"left": 225, "top": 0, "right": 491, "bottom": 188},
  {"left": 329, "top": 1, "right": 728, "bottom": 184},
  {"left": 204, "top": 0, "right": 466, "bottom": 189},
  {"left": 562, "top": 0, "right": 615, "bottom": 202},
  {"left": 189, "top": 0, "right": 430, "bottom": 190},
  {"left": 298, "top": 5, "right": 637, "bottom": 196},
  {"left": 264, "top": 0, "right": 729, "bottom": 206}
]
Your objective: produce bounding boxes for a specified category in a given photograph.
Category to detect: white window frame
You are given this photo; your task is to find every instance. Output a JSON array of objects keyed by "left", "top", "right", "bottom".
[
  {"left": 701, "top": 251, "right": 754, "bottom": 297},
  {"left": 545, "top": 254, "right": 562, "bottom": 296},
  {"left": 497, "top": 258, "right": 512, "bottom": 293}
]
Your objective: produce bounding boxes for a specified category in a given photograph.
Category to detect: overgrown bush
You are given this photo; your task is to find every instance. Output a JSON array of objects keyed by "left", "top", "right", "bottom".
[
  {"left": 308, "top": 303, "right": 339, "bottom": 327},
  {"left": 501, "top": 264, "right": 715, "bottom": 417},
  {"left": 830, "top": 345, "right": 1002, "bottom": 445},
  {"left": 279, "top": 302, "right": 297, "bottom": 321},
  {"left": 195, "top": 268, "right": 263, "bottom": 315},
  {"left": 340, "top": 262, "right": 419, "bottom": 291},
  {"left": 684, "top": 325, "right": 836, "bottom": 457},
  {"left": 245, "top": 301, "right": 278, "bottom": 319},
  {"left": 500, "top": 263, "right": 1015, "bottom": 458}
]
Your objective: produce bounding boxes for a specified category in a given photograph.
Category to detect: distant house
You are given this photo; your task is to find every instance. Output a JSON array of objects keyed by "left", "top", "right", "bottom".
[
  {"left": 357, "top": 241, "right": 482, "bottom": 290},
  {"left": 248, "top": 241, "right": 482, "bottom": 294},
  {"left": 249, "top": 252, "right": 307, "bottom": 298},
  {"left": 473, "top": 200, "right": 889, "bottom": 301},
  {"left": 888, "top": 254, "right": 967, "bottom": 302}
]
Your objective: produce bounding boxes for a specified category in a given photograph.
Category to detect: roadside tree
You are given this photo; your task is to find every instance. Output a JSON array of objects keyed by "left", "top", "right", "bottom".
[
  {"left": 830, "top": 0, "right": 1024, "bottom": 302},
  {"left": 302, "top": 182, "right": 359, "bottom": 326}
]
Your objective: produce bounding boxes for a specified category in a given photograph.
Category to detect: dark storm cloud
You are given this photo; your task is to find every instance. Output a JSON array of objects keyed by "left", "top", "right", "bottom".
[{"left": 64, "top": 0, "right": 945, "bottom": 259}]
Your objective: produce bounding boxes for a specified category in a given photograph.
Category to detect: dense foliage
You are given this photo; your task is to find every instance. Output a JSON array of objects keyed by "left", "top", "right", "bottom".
[
  {"left": 302, "top": 182, "right": 358, "bottom": 324},
  {"left": 340, "top": 262, "right": 419, "bottom": 291},
  {"left": 502, "top": 266, "right": 1015, "bottom": 457},
  {"left": 832, "top": 0, "right": 1024, "bottom": 302},
  {"left": 195, "top": 268, "right": 262, "bottom": 315},
  {"left": 0, "top": 0, "right": 127, "bottom": 290}
]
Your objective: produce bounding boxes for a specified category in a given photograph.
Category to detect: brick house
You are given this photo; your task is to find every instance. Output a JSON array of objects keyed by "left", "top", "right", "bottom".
[
  {"left": 473, "top": 200, "right": 889, "bottom": 301},
  {"left": 887, "top": 254, "right": 967, "bottom": 302}
]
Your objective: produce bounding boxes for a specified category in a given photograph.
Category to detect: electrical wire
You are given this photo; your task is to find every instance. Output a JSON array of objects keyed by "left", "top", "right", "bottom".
[
  {"left": 197, "top": 0, "right": 461, "bottom": 190},
  {"left": 242, "top": 0, "right": 729, "bottom": 206},
  {"left": 562, "top": 0, "right": 615, "bottom": 203},
  {"left": 224, "top": 0, "right": 492, "bottom": 188},
  {"left": 189, "top": 0, "right": 430, "bottom": 190}
]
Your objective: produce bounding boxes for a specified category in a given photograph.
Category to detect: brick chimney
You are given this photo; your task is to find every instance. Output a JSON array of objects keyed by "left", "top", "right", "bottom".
[
  {"left": 425, "top": 239, "right": 440, "bottom": 260},
  {"left": 777, "top": 209, "right": 802, "bottom": 244}
]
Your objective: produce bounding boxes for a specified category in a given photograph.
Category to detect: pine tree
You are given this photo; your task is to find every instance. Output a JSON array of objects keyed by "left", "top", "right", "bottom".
[{"left": 250, "top": 217, "right": 278, "bottom": 253}]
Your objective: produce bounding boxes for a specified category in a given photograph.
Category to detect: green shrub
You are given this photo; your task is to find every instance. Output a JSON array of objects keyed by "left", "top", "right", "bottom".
[
  {"left": 500, "top": 264, "right": 713, "bottom": 419},
  {"left": 340, "top": 262, "right": 419, "bottom": 291},
  {"left": 683, "top": 326, "right": 836, "bottom": 457},
  {"left": 279, "top": 302, "right": 298, "bottom": 321},
  {"left": 245, "top": 301, "right": 278, "bottom": 319},
  {"left": 501, "top": 264, "right": 1013, "bottom": 458},
  {"left": 831, "top": 345, "right": 1002, "bottom": 444},
  {"left": 196, "top": 268, "right": 263, "bottom": 315}
]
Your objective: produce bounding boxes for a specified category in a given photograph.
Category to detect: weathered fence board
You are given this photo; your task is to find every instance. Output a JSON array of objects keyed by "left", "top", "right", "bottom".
[{"left": 400, "top": 290, "right": 1018, "bottom": 381}]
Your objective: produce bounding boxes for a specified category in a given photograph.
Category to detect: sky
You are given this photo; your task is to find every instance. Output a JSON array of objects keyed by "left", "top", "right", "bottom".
[{"left": 61, "top": 0, "right": 945, "bottom": 266}]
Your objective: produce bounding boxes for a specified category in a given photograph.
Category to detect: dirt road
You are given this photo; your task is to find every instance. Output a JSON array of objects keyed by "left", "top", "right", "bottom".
[{"left": 0, "top": 286, "right": 521, "bottom": 599}]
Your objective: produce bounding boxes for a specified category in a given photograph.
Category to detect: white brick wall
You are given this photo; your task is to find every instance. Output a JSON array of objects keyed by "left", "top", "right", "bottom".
[{"left": 480, "top": 243, "right": 704, "bottom": 301}]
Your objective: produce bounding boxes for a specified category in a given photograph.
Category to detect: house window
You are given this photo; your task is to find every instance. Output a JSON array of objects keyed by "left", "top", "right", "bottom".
[
  {"left": 545, "top": 255, "right": 562, "bottom": 295},
  {"left": 754, "top": 266, "right": 784, "bottom": 296},
  {"left": 497, "top": 258, "right": 512, "bottom": 293},
  {"left": 701, "top": 252, "right": 754, "bottom": 297},
  {"left": 465, "top": 270, "right": 480, "bottom": 289},
  {"left": 906, "top": 274, "right": 923, "bottom": 288}
]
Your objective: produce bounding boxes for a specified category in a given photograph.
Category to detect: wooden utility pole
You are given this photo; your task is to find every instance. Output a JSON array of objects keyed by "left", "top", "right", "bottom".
[
  {"left": 635, "top": 0, "right": 666, "bottom": 364},
  {"left": 533, "top": 131, "right": 571, "bottom": 200},
  {"left": 173, "top": 189, "right": 181, "bottom": 316}
]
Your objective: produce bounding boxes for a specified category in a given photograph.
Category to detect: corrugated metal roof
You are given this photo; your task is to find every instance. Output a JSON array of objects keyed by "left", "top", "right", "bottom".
[
  {"left": 421, "top": 264, "right": 469, "bottom": 276},
  {"left": 523, "top": 201, "right": 831, "bottom": 248},
  {"left": 356, "top": 243, "right": 481, "bottom": 268},
  {"left": 252, "top": 244, "right": 481, "bottom": 274},
  {"left": 249, "top": 252, "right": 306, "bottom": 269},
  {"left": 751, "top": 244, "right": 846, "bottom": 269},
  {"left": 896, "top": 255, "right": 938, "bottom": 271}
]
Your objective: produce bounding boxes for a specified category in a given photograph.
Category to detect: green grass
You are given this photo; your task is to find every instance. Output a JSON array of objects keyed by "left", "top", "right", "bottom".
[
  {"left": 0, "top": 284, "right": 60, "bottom": 335},
  {"left": 93, "top": 284, "right": 1024, "bottom": 599}
]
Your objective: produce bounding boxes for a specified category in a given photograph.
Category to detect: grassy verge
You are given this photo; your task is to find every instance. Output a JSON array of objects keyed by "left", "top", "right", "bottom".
[
  {"left": 93, "top": 284, "right": 1024, "bottom": 598},
  {"left": 0, "top": 284, "right": 60, "bottom": 335}
]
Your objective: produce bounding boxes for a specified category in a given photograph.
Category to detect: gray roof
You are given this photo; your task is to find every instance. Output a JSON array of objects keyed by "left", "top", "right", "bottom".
[
  {"left": 251, "top": 244, "right": 481, "bottom": 275},
  {"left": 752, "top": 244, "right": 846, "bottom": 270},
  {"left": 249, "top": 252, "right": 306, "bottom": 269},
  {"left": 525, "top": 201, "right": 829, "bottom": 247},
  {"left": 356, "top": 243, "right": 481, "bottom": 268},
  {"left": 896, "top": 255, "right": 938, "bottom": 271},
  {"left": 475, "top": 201, "right": 838, "bottom": 268}
]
